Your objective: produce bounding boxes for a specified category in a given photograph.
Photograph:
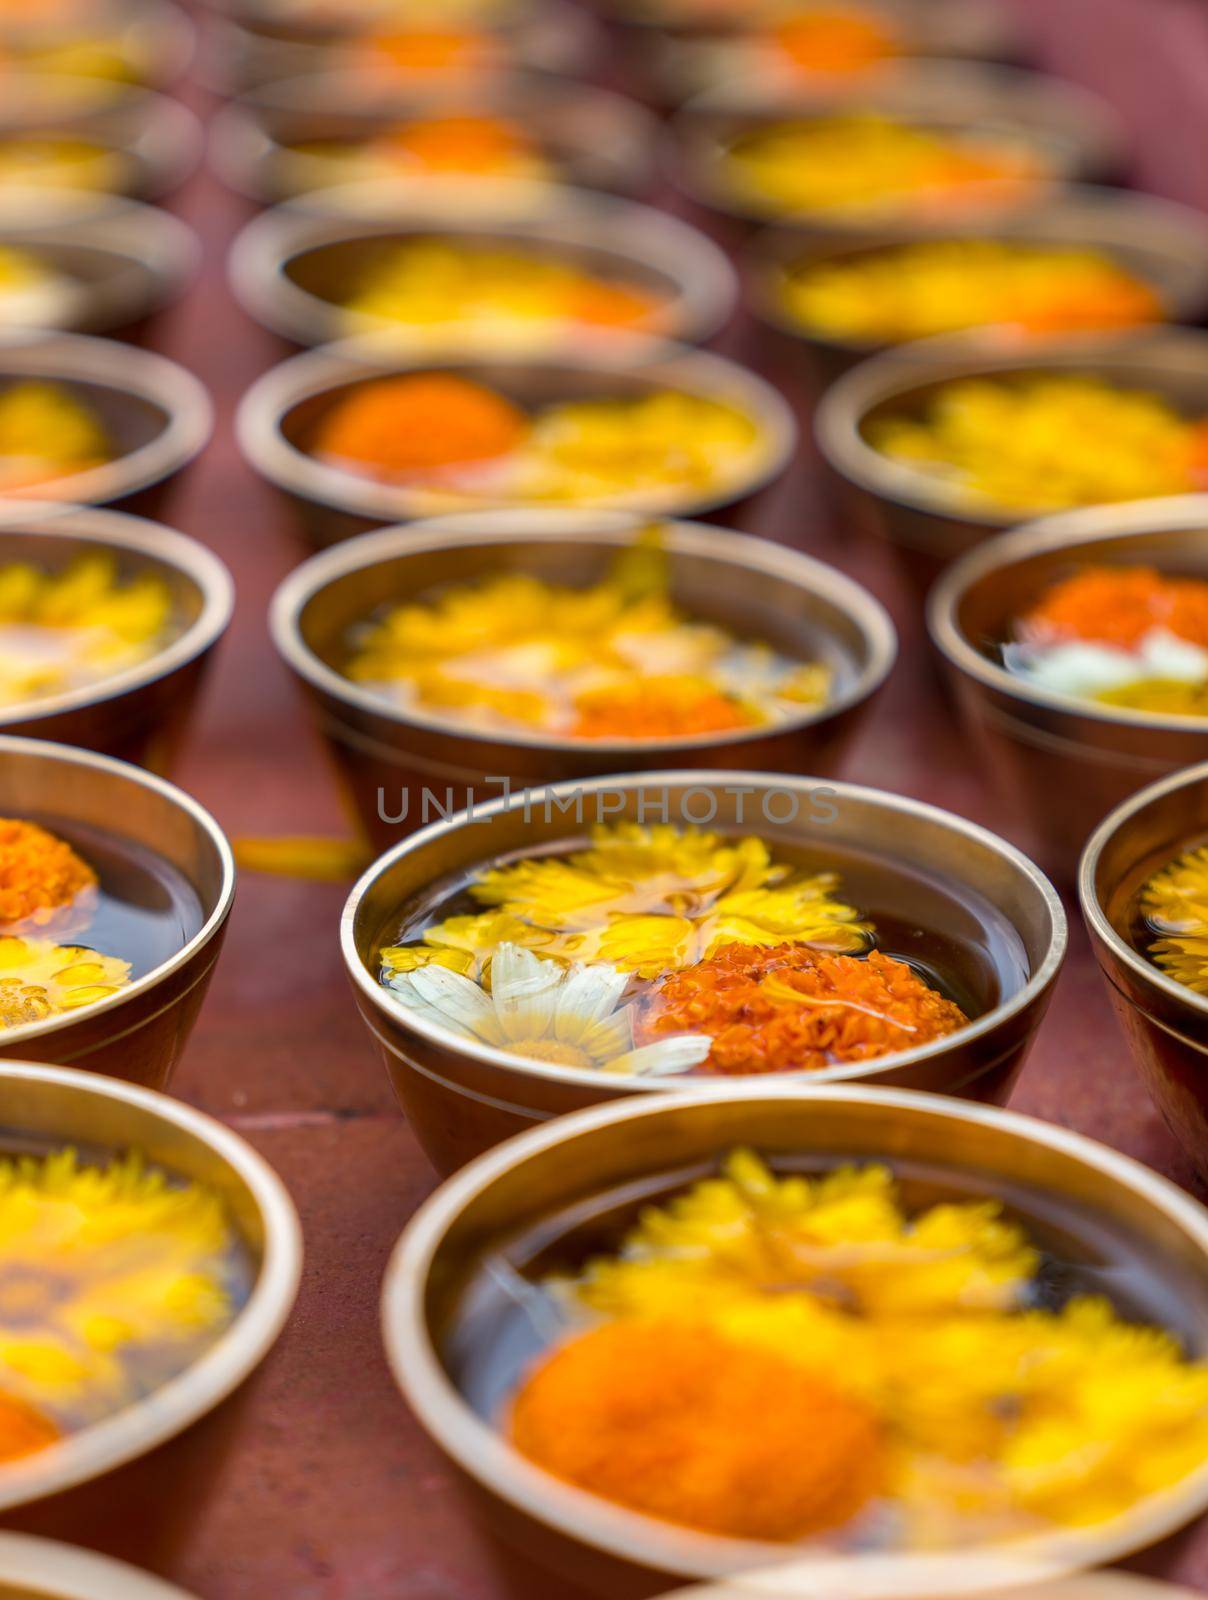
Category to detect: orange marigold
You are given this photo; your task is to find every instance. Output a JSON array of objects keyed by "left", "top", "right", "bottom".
[
  {"left": 0, "top": 1392, "right": 58, "bottom": 1462},
  {"left": 313, "top": 374, "right": 529, "bottom": 480},
  {"left": 570, "top": 678, "right": 757, "bottom": 741},
  {"left": 509, "top": 1319, "right": 883, "bottom": 1541},
  {"left": 1018, "top": 565, "right": 1208, "bottom": 652},
  {"left": 0, "top": 819, "right": 96, "bottom": 930},
  {"left": 637, "top": 941, "right": 967, "bottom": 1075}
]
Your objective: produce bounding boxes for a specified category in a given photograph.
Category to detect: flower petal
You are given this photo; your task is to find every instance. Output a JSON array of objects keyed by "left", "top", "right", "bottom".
[
  {"left": 406, "top": 963, "right": 503, "bottom": 1044},
  {"left": 605, "top": 1033, "right": 713, "bottom": 1077},
  {"left": 553, "top": 961, "right": 629, "bottom": 1043},
  {"left": 489, "top": 942, "right": 562, "bottom": 1044}
]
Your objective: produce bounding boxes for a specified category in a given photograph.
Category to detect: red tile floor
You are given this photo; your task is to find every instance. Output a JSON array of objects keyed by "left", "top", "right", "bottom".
[{"left": 78, "top": 1, "right": 1208, "bottom": 1592}]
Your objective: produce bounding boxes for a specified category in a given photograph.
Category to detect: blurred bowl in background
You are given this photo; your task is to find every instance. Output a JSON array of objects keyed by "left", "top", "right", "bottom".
[
  {"left": 1081, "top": 760, "right": 1208, "bottom": 1180},
  {"left": 0, "top": 501, "right": 232, "bottom": 771},
  {"left": 0, "top": 75, "right": 202, "bottom": 202},
  {"left": 228, "top": 181, "right": 738, "bottom": 351},
  {"left": 670, "top": 62, "right": 1124, "bottom": 240},
  {"left": 929, "top": 496, "right": 1208, "bottom": 880},
  {"left": 0, "top": 1063, "right": 299, "bottom": 1567},
  {"left": 342, "top": 771, "right": 1064, "bottom": 1171},
  {"left": 236, "top": 334, "right": 797, "bottom": 546},
  {"left": 0, "top": 190, "right": 199, "bottom": 341},
  {"left": 748, "top": 187, "right": 1208, "bottom": 387},
  {"left": 209, "top": 71, "right": 659, "bottom": 204},
  {"left": 0, "top": 330, "right": 212, "bottom": 517},
  {"left": 0, "top": 0, "right": 196, "bottom": 90},
  {"left": 814, "top": 327, "right": 1208, "bottom": 596},
  {"left": 271, "top": 509, "right": 896, "bottom": 849},
  {"left": 0, "top": 737, "right": 235, "bottom": 1090}
]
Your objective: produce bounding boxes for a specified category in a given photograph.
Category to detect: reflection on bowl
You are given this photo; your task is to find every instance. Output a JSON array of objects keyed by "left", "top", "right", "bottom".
[
  {"left": 272, "top": 510, "right": 895, "bottom": 848},
  {"left": 0, "top": 1533, "right": 201, "bottom": 1600}
]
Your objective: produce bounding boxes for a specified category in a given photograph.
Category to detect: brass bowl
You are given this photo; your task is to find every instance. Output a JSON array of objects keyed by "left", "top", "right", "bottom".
[
  {"left": 0, "top": 1062, "right": 300, "bottom": 1569},
  {"left": 0, "top": 75, "right": 202, "bottom": 203},
  {"left": 209, "top": 70, "right": 659, "bottom": 205},
  {"left": 749, "top": 187, "right": 1208, "bottom": 386},
  {"left": 236, "top": 335, "right": 797, "bottom": 547},
  {"left": 814, "top": 327, "right": 1208, "bottom": 596},
  {"left": 0, "top": 1534, "right": 201, "bottom": 1599},
  {"left": 0, "top": 736, "right": 236, "bottom": 1090},
  {"left": 0, "top": 0, "right": 197, "bottom": 92},
  {"left": 1081, "top": 760, "right": 1208, "bottom": 1180},
  {"left": 0, "top": 190, "right": 198, "bottom": 340},
  {"left": 271, "top": 509, "right": 896, "bottom": 848},
  {"left": 0, "top": 502, "right": 233, "bottom": 771},
  {"left": 670, "top": 62, "right": 1123, "bottom": 238},
  {"left": 228, "top": 181, "right": 738, "bottom": 351},
  {"left": 928, "top": 495, "right": 1208, "bottom": 881},
  {"left": 382, "top": 1085, "right": 1208, "bottom": 1594},
  {"left": 342, "top": 771, "right": 1065, "bottom": 1173},
  {"left": 198, "top": 0, "right": 600, "bottom": 95},
  {"left": 0, "top": 331, "right": 212, "bottom": 519}
]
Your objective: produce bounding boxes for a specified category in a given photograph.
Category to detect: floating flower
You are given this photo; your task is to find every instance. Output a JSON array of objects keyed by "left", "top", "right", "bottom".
[
  {"left": 638, "top": 941, "right": 968, "bottom": 1074},
  {"left": 0, "top": 936, "right": 131, "bottom": 1029},
  {"left": 0, "top": 1392, "right": 58, "bottom": 1462},
  {"left": 0, "top": 1149, "right": 234, "bottom": 1407},
  {"left": 1138, "top": 845, "right": 1208, "bottom": 994},
  {"left": 0, "top": 381, "right": 112, "bottom": 494},
  {"left": 383, "top": 824, "right": 871, "bottom": 981},
  {"left": 386, "top": 942, "right": 711, "bottom": 1075},
  {"left": 0, "top": 820, "right": 96, "bottom": 933}
]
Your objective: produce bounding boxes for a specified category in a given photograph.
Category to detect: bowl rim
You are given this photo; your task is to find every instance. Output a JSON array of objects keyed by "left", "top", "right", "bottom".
[
  {"left": 0, "top": 734, "right": 237, "bottom": 1048},
  {"left": 227, "top": 180, "right": 739, "bottom": 350},
  {"left": 269, "top": 508, "right": 897, "bottom": 754},
  {"left": 0, "top": 0, "right": 196, "bottom": 88},
  {"left": 1079, "top": 757, "right": 1208, "bottom": 1025},
  {"left": 747, "top": 186, "right": 1208, "bottom": 357},
  {"left": 235, "top": 333, "right": 798, "bottom": 523},
  {"left": 0, "top": 501, "right": 234, "bottom": 729},
  {"left": 341, "top": 769, "right": 1067, "bottom": 1094},
  {"left": 0, "top": 1059, "right": 301, "bottom": 1514},
  {"left": 813, "top": 327, "right": 1208, "bottom": 529},
  {"left": 0, "top": 328, "right": 213, "bottom": 505},
  {"left": 381, "top": 1081, "right": 1208, "bottom": 1587},
  {"left": 926, "top": 493, "right": 1208, "bottom": 735},
  {"left": 0, "top": 1531, "right": 201, "bottom": 1599}
]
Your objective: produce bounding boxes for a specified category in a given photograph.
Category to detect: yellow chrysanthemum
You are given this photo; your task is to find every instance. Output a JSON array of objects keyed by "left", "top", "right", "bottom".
[
  {"left": 0, "top": 1149, "right": 235, "bottom": 1409},
  {"left": 0, "top": 936, "right": 131, "bottom": 1028},
  {"left": 383, "top": 825, "right": 871, "bottom": 981},
  {"left": 1139, "top": 845, "right": 1208, "bottom": 995}
]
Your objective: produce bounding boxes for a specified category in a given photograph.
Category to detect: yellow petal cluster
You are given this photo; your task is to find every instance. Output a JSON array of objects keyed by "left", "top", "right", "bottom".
[
  {"left": 0, "top": 935, "right": 131, "bottom": 1028},
  {"left": 1138, "top": 843, "right": 1208, "bottom": 995},
  {"left": 383, "top": 824, "right": 871, "bottom": 981},
  {"left": 0, "top": 381, "right": 112, "bottom": 493}
]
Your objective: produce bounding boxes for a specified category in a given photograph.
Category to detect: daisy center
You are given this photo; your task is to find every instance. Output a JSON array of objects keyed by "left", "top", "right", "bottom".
[{"left": 510, "top": 1039, "right": 595, "bottom": 1069}]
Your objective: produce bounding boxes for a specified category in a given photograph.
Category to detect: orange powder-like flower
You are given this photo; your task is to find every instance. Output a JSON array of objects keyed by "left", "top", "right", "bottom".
[
  {"left": 313, "top": 374, "right": 529, "bottom": 480},
  {"left": 565, "top": 279, "right": 663, "bottom": 331},
  {"left": 379, "top": 114, "right": 535, "bottom": 174},
  {"left": 1018, "top": 565, "right": 1208, "bottom": 652},
  {"left": 571, "top": 677, "right": 757, "bottom": 740},
  {"left": 773, "top": 9, "right": 899, "bottom": 72},
  {"left": 0, "top": 1393, "right": 59, "bottom": 1462},
  {"left": 509, "top": 1319, "right": 883, "bottom": 1541},
  {"left": 366, "top": 31, "right": 488, "bottom": 74},
  {"left": 638, "top": 941, "right": 967, "bottom": 1075},
  {"left": 0, "top": 819, "right": 96, "bottom": 930}
]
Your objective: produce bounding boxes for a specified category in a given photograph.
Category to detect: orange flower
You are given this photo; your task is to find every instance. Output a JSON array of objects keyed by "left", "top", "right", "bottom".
[
  {"left": 0, "top": 820, "right": 96, "bottom": 931},
  {"left": 773, "top": 8, "right": 898, "bottom": 72},
  {"left": 379, "top": 113, "right": 535, "bottom": 174},
  {"left": 0, "top": 1392, "right": 58, "bottom": 1462},
  {"left": 638, "top": 941, "right": 967, "bottom": 1074},
  {"left": 510, "top": 1319, "right": 883, "bottom": 1540},
  {"left": 1019, "top": 566, "right": 1208, "bottom": 652},
  {"left": 570, "top": 677, "right": 756, "bottom": 740},
  {"left": 313, "top": 374, "right": 528, "bottom": 480},
  {"left": 367, "top": 31, "right": 487, "bottom": 73}
]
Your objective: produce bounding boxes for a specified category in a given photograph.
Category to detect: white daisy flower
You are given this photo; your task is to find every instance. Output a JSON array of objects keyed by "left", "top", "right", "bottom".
[{"left": 385, "top": 942, "right": 712, "bottom": 1077}]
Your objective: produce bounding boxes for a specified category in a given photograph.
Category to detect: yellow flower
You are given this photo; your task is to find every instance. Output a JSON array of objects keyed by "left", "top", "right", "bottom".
[
  {"left": 384, "top": 824, "right": 871, "bottom": 981},
  {"left": 0, "top": 936, "right": 131, "bottom": 1028},
  {"left": 1139, "top": 845, "right": 1208, "bottom": 995},
  {"left": 0, "top": 1149, "right": 235, "bottom": 1409}
]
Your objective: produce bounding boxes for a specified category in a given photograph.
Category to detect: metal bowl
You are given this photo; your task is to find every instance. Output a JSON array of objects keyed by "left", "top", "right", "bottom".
[
  {"left": 209, "top": 70, "right": 658, "bottom": 205},
  {"left": 670, "top": 62, "right": 1123, "bottom": 238},
  {"left": 0, "top": 331, "right": 212, "bottom": 518},
  {"left": 0, "top": 190, "right": 198, "bottom": 340},
  {"left": 749, "top": 187, "right": 1208, "bottom": 386},
  {"left": 0, "top": 1062, "right": 300, "bottom": 1567},
  {"left": 237, "top": 335, "right": 797, "bottom": 547},
  {"left": 228, "top": 182, "right": 737, "bottom": 351},
  {"left": 1081, "top": 760, "right": 1208, "bottom": 1180},
  {"left": 0, "top": 75, "right": 202, "bottom": 203},
  {"left": 929, "top": 496, "right": 1208, "bottom": 882},
  {"left": 815, "top": 327, "right": 1208, "bottom": 595},
  {"left": 199, "top": 0, "right": 600, "bottom": 95},
  {"left": 342, "top": 771, "right": 1065, "bottom": 1172},
  {"left": 0, "top": 737, "right": 236, "bottom": 1090},
  {"left": 0, "top": 0, "right": 195, "bottom": 91},
  {"left": 382, "top": 1085, "right": 1208, "bottom": 1593},
  {"left": 0, "top": 1534, "right": 201, "bottom": 1599},
  {"left": 0, "top": 502, "right": 233, "bottom": 771},
  {"left": 271, "top": 509, "right": 896, "bottom": 848}
]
